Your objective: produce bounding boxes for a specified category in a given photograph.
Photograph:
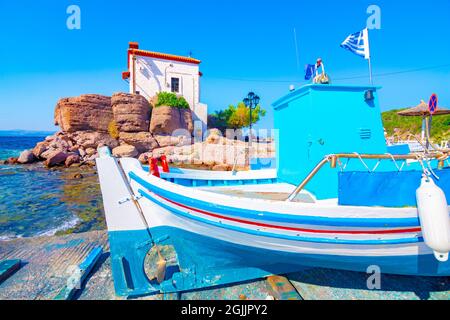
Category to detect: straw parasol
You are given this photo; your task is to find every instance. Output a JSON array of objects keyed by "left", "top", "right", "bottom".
[
  {"left": 396, "top": 99, "right": 449, "bottom": 150},
  {"left": 397, "top": 100, "right": 450, "bottom": 116}
]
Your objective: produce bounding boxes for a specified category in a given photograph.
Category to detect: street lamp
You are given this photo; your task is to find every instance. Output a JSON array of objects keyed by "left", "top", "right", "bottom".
[{"left": 243, "top": 92, "right": 260, "bottom": 143}]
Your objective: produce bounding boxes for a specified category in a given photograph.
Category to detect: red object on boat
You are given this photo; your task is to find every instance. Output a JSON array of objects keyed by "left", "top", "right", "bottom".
[
  {"left": 160, "top": 155, "right": 170, "bottom": 173},
  {"left": 149, "top": 158, "right": 160, "bottom": 177}
]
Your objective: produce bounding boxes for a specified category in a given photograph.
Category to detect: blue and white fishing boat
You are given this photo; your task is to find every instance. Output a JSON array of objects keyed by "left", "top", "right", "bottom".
[{"left": 96, "top": 84, "right": 450, "bottom": 297}]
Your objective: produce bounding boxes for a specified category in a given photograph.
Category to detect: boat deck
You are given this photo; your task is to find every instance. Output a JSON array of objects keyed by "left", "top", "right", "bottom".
[
  {"left": 1, "top": 230, "right": 449, "bottom": 300},
  {"left": 197, "top": 183, "right": 316, "bottom": 203}
]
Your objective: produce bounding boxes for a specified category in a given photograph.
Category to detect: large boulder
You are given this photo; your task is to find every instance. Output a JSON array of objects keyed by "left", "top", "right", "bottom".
[
  {"left": 112, "top": 93, "right": 151, "bottom": 132},
  {"left": 67, "top": 131, "right": 119, "bottom": 149},
  {"left": 112, "top": 145, "right": 139, "bottom": 158},
  {"left": 119, "top": 132, "right": 159, "bottom": 153},
  {"left": 44, "top": 151, "right": 69, "bottom": 167},
  {"left": 153, "top": 134, "right": 191, "bottom": 148},
  {"left": 54, "top": 94, "right": 112, "bottom": 133},
  {"left": 180, "top": 108, "right": 194, "bottom": 133},
  {"left": 6, "top": 157, "right": 18, "bottom": 165},
  {"left": 65, "top": 154, "right": 81, "bottom": 167},
  {"left": 150, "top": 106, "right": 193, "bottom": 135},
  {"left": 212, "top": 164, "right": 232, "bottom": 171},
  {"left": 151, "top": 146, "right": 175, "bottom": 158},
  {"left": 205, "top": 129, "right": 223, "bottom": 144},
  {"left": 32, "top": 141, "right": 49, "bottom": 159},
  {"left": 17, "top": 150, "right": 36, "bottom": 164},
  {"left": 138, "top": 152, "right": 153, "bottom": 164}
]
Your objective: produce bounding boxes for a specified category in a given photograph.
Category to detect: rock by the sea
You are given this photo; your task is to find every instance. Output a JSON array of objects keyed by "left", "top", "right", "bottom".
[
  {"left": 112, "top": 93, "right": 151, "bottom": 132},
  {"left": 153, "top": 134, "right": 191, "bottom": 148},
  {"left": 150, "top": 106, "right": 193, "bottom": 135},
  {"left": 54, "top": 94, "right": 112, "bottom": 132},
  {"left": 6, "top": 157, "right": 18, "bottom": 165},
  {"left": 65, "top": 154, "right": 81, "bottom": 167},
  {"left": 212, "top": 164, "right": 232, "bottom": 171},
  {"left": 44, "top": 151, "right": 69, "bottom": 167},
  {"left": 119, "top": 132, "right": 159, "bottom": 153},
  {"left": 17, "top": 150, "right": 36, "bottom": 164},
  {"left": 138, "top": 152, "right": 153, "bottom": 164},
  {"left": 205, "top": 129, "right": 223, "bottom": 144},
  {"left": 67, "top": 131, "right": 119, "bottom": 149},
  {"left": 112, "top": 145, "right": 139, "bottom": 158},
  {"left": 151, "top": 146, "right": 175, "bottom": 159},
  {"left": 32, "top": 141, "right": 49, "bottom": 159}
]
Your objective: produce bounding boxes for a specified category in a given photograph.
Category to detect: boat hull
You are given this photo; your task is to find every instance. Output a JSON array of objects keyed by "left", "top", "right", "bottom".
[
  {"left": 96, "top": 154, "right": 450, "bottom": 297},
  {"left": 108, "top": 225, "right": 450, "bottom": 296}
]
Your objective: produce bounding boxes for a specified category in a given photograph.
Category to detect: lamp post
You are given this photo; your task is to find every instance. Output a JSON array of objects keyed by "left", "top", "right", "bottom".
[{"left": 243, "top": 92, "right": 260, "bottom": 143}]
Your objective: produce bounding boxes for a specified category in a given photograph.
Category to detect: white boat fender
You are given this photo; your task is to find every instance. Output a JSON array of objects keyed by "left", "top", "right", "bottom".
[{"left": 416, "top": 176, "right": 450, "bottom": 262}]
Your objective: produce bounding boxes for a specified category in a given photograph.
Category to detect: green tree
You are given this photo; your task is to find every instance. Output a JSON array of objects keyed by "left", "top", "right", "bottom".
[{"left": 208, "top": 102, "right": 266, "bottom": 131}]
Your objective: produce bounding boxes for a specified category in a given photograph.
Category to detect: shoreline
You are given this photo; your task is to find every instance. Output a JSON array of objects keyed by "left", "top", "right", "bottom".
[
  {"left": 0, "top": 156, "right": 256, "bottom": 242},
  {"left": 0, "top": 161, "right": 105, "bottom": 240},
  {"left": 1, "top": 229, "right": 449, "bottom": 300}
]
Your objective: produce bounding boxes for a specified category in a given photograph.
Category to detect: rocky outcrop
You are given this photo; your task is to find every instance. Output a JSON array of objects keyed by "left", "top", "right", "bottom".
[
  {"left": 135, "top": 129, "right": 276, "bottom": 171},
  {"left": 112, "top": 93, "right": 151, "bottom": 132},
  {"left": 65, "top": 154, "right": 81, "bottom": 167},
  {"left": 66, "top": 131, "right": 119, "bottom": 149},
  {"left": 138, "top": 152, "right": 152, "bottom": 164},
  {"left": 112, "top": 145, "right": 139, "bottom": 158},
  {"left": 212, "top": 164, "right": 232, "bottom": 171},
  {"left": 54, "top": 94, "right": 112, "bottom": 132},
  {"left": 17, "top": 150, "right": 36, "bottom": 164},
  {"left": 150, "top": 106, "right": 193, "bottom": 135},
  {"left": 6, "top": 157, "right": 18, "bottom": 165},
  {"left": 153, "top": 134, "right": 191, "bottom": 148},
  {"left": 11, "top": 92, "right": 268, "bottom": 170},
  {"left": 118, "top": 132, "right": 159, "bottom": 153},
  {"left": 180, "top": 108, "right": 194, "bottom": 133},
  {"left": 44, "top": 151, "right": 69, "bottom": 167},
  {"left": 32, "top": 142, "right": 49, "bottom": 159}
]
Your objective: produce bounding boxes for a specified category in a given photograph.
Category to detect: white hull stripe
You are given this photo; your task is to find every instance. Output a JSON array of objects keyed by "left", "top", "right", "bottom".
[
  {"left": 130, "top": 171, "right": 420, "bottom": 228},
  {"left": 138, "top": 188, "right": 422, "bottom": 245}
]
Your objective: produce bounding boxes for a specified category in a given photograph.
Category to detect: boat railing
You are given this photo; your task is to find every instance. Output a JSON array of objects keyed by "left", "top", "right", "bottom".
[{"left": 286, "top": 151, "right": 450, "bottom": 202}]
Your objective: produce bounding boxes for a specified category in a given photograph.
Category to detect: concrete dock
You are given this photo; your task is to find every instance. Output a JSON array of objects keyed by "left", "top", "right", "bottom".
[{"left": 0, "top": 231, "right": 449, "bottom": 300}]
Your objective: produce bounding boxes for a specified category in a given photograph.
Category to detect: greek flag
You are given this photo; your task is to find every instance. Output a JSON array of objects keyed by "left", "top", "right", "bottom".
[{"left": 340, "top": 28, "right": 370, "bottom": 59}]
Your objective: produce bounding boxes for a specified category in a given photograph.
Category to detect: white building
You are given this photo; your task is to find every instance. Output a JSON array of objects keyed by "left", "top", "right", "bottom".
[{"left": 122, "top": 42, "right": 208, "bottom": 133}]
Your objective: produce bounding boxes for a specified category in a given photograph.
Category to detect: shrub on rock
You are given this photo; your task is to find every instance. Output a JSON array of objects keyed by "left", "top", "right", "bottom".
[
  {"left": 108, "top": 120, "right": 120, "bottom": 139},
  {"left": 155, "top": 92, "right": 190, "bottom": 109}
]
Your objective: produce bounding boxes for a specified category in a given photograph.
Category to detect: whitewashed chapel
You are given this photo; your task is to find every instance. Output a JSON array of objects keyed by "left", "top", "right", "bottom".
[{"left": 122, "top": 42, "right": 208, "bottom": 132}]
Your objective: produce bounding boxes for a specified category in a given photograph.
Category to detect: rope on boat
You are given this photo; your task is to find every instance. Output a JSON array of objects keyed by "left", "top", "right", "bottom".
[
  {"left": 426, "top": 158, "right": 440, "bottom": 180},
  {"left": 116, "top": 159, "right": 167, "bottom": 283},
  {"left": 286, "top": 151, "right": 450, "bottom": 202},
  {"left": 353, "top": 152, "right": 371, "bottom": 172},
  {"left": 385, "top": 153, "right": 402, "bottom": 171}
]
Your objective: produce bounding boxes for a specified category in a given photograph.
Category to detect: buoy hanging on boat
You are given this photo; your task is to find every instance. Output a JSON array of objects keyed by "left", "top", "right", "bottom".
[
  {"left": 416, "top": 176, "right": 450, "bottom": 262},
  {"left": 160, "top": 155, "right": 170, "bottom": 173},
  {"left": 149, "top": 158, "right": 160, "bottom": 178}
]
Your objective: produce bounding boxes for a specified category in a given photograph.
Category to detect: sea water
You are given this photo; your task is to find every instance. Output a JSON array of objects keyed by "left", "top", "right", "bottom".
[{"left": 0, "top": 136, "right": 104, "bottom": 240}]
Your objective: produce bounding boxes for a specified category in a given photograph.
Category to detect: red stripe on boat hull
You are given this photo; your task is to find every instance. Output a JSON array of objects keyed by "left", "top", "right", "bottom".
[{"left": 155, "top": 193, "right": 421, "bottom": 235}]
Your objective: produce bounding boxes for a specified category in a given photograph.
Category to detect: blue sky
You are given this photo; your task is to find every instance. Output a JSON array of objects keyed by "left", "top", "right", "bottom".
[{"left": 0, "top": 0, "right": 449, "bottom": 130}]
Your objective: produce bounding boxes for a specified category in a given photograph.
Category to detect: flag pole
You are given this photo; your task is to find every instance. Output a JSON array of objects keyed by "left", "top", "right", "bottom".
[
  {"left": 365, "top": 28, "right": 373, "bottom": 85},
  {"left": 368, "top": 56, "right": 373, "bottom": 85}
]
